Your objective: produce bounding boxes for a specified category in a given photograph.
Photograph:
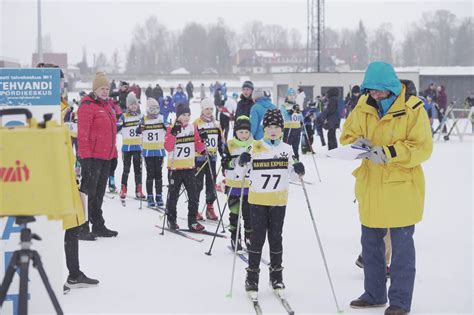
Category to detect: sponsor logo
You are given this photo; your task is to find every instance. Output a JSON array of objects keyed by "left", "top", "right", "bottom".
[{"left": 0, "top": 160, "right": 30, "bottom": 182}]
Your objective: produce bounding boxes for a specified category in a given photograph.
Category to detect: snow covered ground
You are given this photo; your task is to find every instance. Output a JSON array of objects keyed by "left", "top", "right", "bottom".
[{"left": 61, "top": 102, "right": 473, "bottom": 315}]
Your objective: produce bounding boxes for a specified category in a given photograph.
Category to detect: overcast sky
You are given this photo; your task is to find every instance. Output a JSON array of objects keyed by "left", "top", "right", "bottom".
[{"left": 1, "top": 0, "right": 472, "bottom": 66}]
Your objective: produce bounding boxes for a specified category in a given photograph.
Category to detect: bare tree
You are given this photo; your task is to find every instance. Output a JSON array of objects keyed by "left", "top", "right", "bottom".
[{"left": 369, "top": 23, "right": 394, "bottom": 64}]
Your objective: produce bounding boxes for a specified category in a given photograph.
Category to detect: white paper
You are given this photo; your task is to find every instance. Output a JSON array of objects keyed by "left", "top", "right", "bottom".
[{"left": 326, "top": 145, "right": 370, "bottom": 160}]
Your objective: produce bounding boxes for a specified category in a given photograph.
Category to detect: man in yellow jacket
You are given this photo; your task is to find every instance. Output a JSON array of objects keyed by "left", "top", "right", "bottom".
[{"left": 340, "top": 62, "right": 433, "bottom": 315}]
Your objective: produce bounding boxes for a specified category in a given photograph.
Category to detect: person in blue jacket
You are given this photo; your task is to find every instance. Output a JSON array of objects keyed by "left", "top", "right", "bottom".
[
  {"left": 158, "top": 95, "right": 175, "bottom": 122},
  {"left": 250, "top": 88, "right": 276, "bottom": 140},
  {"left": 172, "top": 84, "right": 188, "bottom": 106}
]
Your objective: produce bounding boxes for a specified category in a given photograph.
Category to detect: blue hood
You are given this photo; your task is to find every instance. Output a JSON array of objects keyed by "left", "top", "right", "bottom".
[{"left": 361, "top": 62, "right": 402, "bottom": 96}]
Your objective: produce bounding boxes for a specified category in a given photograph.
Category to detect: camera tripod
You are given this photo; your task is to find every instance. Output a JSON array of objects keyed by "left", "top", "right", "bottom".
[{"left": 0, "top": 216, "right": 63, "bottom": 315}]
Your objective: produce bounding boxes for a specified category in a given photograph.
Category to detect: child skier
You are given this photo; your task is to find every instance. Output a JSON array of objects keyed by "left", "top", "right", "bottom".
[
  {"left": 301, "top": 111, "right": 316, "bottom": 154},
  {"left": 221, "top": 116, "right": 253, "bottom": 250},
  {"left": 193, "top": 98, "right": 224, "bottom": 221},
  {"left": 280, "top": 88, "right": 304, "bottom": 160},
  {"left": 118, "top": 92, "right": 146, "bottom": 200},
  {"left": 139, "top": 98, "right": 167, "bottom": 207},
  {"left": 236, "top": 109, "right": 305, "bottom": 293},
  {"left": 164, "top": 103, "right": 206, "bottom": 231}
]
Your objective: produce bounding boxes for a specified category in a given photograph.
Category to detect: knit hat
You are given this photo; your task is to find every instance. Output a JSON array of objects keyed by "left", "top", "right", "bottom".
[
  {"left": 92, "top": 72, "right": 109, "bottom": 92},
  {"left": 234, "top": 115, "right": 251, "bottom": 132},
  {"left": 146, "top": 98, "right": 160, "bottom": 115},
  {"left": 242, "top": 80, "right": 254, "bottom": 90},
  {"left": 263, "top": 109, "right": 284, "bottom": 129},
  {"left": 252, "top": 88, "right": 265, "bottom": 101},
  {"left": 351, "top": 85, "right": 360, "bottom": 94},
  {"left": 200, "top": 97, "right": 214, "bottom": 111},
  {"left": 126, "top": 92, "right": 138, "bottom": 108},
  {"left": 176, "top": 103, "right": 191, "bottom": 118}
]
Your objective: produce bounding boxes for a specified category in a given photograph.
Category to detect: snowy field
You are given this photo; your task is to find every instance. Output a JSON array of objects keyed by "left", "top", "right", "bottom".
[{"left": 61, "top": 98, "right": 473, "bottom": 315}]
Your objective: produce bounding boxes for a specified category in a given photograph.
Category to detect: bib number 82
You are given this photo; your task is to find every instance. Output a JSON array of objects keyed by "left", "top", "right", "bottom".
[{"left": 261, "top": 174, "right": 281, "bottom": 189}]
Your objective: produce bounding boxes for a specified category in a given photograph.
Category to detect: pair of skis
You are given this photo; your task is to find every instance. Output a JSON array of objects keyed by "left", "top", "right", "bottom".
[
  {"left": 247, "top": 287, "right": 295, "bottom": 315},
  {"left": 155, "top": 225, "right": 227, "bottom": 242}
]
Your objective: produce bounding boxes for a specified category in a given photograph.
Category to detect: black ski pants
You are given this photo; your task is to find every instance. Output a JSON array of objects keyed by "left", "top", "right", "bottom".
[
  {"left": 80, "top": 158, "right": 110, "bottom": 230},
  {"left": 220, "top": 113, "right": 230, "bottom": 141},
  {"left": 248, "top": 204, "right": 286, "bottom": 270},
  {"left": 121, "top": 151, "right": 142, "bottom": 187},
  {"left": 145, "top": 156, "right": 164, "bottom": 196},
  {"left": 64, "top": 225, "right": 81, "bottom": 278},
  {"left": 327, "top": 128, "right": 338, "bottom": 150},
  {"left": 195, "top": 159, "right": 217, "bottom": 205},
  {"left": 109, "top": 157, "right": 118, "bottom": 177},
  {"left": 166, "top": 169, "right": 199, "bottom": 225}
]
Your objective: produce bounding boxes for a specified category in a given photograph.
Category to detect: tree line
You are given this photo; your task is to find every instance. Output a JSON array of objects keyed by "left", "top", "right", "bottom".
[{"left": 76, "top": 9, "right": 473, "bottom": 75}]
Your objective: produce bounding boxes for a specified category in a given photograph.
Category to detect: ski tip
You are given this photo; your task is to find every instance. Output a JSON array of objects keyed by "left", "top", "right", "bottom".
[
  {"left": 225, "top": 293, "right": 232, "bottom": 299},
  {"left": 337, "top": 309, "right": 344, "bottom": 313}
]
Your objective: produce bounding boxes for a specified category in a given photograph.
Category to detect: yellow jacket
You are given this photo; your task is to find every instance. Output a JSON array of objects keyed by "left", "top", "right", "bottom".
[{"left": 340, "top": 85, "right": 433, "bottom": 228}]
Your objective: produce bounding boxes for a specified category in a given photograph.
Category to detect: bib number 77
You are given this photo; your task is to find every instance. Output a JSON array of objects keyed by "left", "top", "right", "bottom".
[{"left": 261, "top": 174, "right": 281, "bottom": 189}]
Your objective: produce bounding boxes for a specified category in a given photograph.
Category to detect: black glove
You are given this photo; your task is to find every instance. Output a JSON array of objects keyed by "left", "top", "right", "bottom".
[
  {"left": 238, "top": 152, "right": 251, "bottom": 166},
  {"left": 221, "top": 155, "right": 232, "bottom": 170},
  {"left": 293, "top": 162, "right": 305, "bottom": 176},
  {"left": 171, "top": 123, "right": 181, "bottom": 136},
  {"left": 199, "top": 130, "right": 208, "bottom": 140},
  {"left": 135, "top": 126, "right": 142, "bottom": 135}
]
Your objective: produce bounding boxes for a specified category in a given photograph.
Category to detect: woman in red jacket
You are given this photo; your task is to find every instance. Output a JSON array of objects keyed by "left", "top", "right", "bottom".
[{"left": 77, "top": 72, "right": 118, "bottom": 239}]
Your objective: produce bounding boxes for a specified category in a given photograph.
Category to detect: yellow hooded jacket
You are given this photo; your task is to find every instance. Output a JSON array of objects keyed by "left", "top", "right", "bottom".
[{"left": 340, "top": 85, "right": 433, "bottom": 228}]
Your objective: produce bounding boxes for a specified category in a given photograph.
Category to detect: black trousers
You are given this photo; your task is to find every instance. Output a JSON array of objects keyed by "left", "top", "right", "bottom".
[
  {"left": 227, "top": 192, "right": 252, "bottom": 235},
  {"left": 109, "top": 157, "right": 118, "bottom": 177},
  {"left": 248, "top": 204, "right": 286, "bottom": 270},
  {"left": 80, "top": 158, "right": 110, "bottom": 230},
  {"left": 145, "top": 156, "right": 164, "bottom": 196},
  {"left": 195, "top": 159, "right": 217, "bottom": 204},
  {"left": 327, "top": 128, "right": 338, "bottom": 150},
  {"left": 166, "top": 169, "right": 199, "bottom": 224},
  {"left": 284, "top": 128, "right": 302, "bottom": 161},
  {"left": 121, "top": 151, "right": 142, "bottom": 186},
  {"left": 64, "top": 226, "right": 81, "bottom": 278},
  {"left": 316, "top": 124, "right": 326, "bottom": 146},
  {"left": 220, "top": 113, "right": 230, "bottom": 141}
]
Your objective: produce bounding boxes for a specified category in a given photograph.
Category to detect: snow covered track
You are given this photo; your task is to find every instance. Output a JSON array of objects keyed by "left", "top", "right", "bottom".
[{"left": 61, "top": 124, "right": 472, "bottom": 314}]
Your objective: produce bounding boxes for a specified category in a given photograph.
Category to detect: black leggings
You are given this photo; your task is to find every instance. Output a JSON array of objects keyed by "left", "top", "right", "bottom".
[
  {"left": 327, "top": 128, "right": 337, "bottom": 150},
  {"left": 109, "top": 157, "right": 118, "bottom": 177},
  {"left": 65, "top": 226, "right": 80, "bottom": 278},
  {"left": 195, "top": 159, "right": 217, "bottom": 204},
  {"left": 166, "top": 169, "right": 199, "bottom": 224},
  {"left": 121, "top": 151, "right": 142, "bottom": 186},
  {"left": 248, "top": 204, "right": 286, "bottom": 270},
  {"left": 145, "top": 156, "right": 164, "bottom": 196}
]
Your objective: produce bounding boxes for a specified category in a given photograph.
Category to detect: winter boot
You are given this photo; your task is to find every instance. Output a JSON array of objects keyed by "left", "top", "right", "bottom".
[
  {"left": 269, "top": 266, "right": 285, "bottom": 290},
  {"left": 230, "top": 230, "right": 243, "bottom": 252},
  {"left": 136, "top": 184, "right": 146, "bottom": 200},
  {"left": 245, "top": 268, "right": 260, "bottom": 292},
  {"left": 120, "top": 185, "right": 127, "bottom": 199},
  {"left": 92, "top": 225, "right": 118, "bottom": 238},
  {"left": 350, "top": 298, "right": 386, "bottom": 309},
  {"left": 206, "top": 203, "right": 218, "bottom": 221},
  {"left": 108, "top": 176, "right": 116, "bottom": 193},
  {"left": 167, "top": 219, "right": 179, "bottom": 230},
  {"left": 155, "top": 194, "right": 164, "bottom": 207},
  {"left": 147, "top": 195, "right": 156, "bottom": 207},
  {"left": 188, "top": 219, "right": 205, "bottom": 232},
  {"left": 384, "top": 305, "right": 408, "bottom": 315},
  {"left": 65, "top": 272, "right": 99, "bottom": 289}
]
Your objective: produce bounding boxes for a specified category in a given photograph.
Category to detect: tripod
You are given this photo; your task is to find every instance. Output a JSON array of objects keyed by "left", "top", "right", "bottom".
[{"left": 0, "top": 216, "right": 63, "bottom": 315}]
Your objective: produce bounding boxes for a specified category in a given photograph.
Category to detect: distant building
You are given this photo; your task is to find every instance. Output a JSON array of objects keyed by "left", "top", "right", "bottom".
[{"left": 0, "top": 57, "right": 21, "bottom": 68}]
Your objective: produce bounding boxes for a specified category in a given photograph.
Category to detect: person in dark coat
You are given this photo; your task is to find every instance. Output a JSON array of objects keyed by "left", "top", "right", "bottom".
[
  {"left": 235, "top": 80, "right": 255, "bottom": 120},
  {"left": 437, "top": 85, "right": 447, "bottom": 113},
  {"left": 109, "top": 81, "right": 130, "bottom": 111},
  {"left": 153, "top": 84, "right": 163, "bottom": 100},
  {"left": 345, "top": 85, "right": 361, "bottom": 118},
  {"left": 423, "top": 82, "right": 437, "bottom": 103},
  {"left": 186, "top": 81, "right": 194, "bottom": 100},
  {"left": 318, "top": 87, "right": 340, "bottom": 150},
  {"left": 145, "top": 84, "right": 153, "bottom": 98}
]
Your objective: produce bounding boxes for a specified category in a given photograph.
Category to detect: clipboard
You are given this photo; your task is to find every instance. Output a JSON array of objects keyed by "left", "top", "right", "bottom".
[{"left": 327, "top": 145, "right": 370, "bottom": 160}]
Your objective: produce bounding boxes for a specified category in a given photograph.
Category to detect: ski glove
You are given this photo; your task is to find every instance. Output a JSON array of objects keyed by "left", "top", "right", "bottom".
[
  {"left": 353, "top": 138, "right": 372, "bottom": 149},
  {"left": 135, "top": 126, "right": 142, "bottom": 135},
  {"left": 199, "top": 130, "right": 208, "bottom": 140},
  {"left": 238, "top": 152, "right": 251, "bottom": 166},
  {"left": 171, "top": 123, "right": 182, "bottom": 136},
  {"left": 357, "top": 146, "right": 388, "bottom": 164},
  {"left": 293, "top": 162, "right": 305, "bottom": 176}
]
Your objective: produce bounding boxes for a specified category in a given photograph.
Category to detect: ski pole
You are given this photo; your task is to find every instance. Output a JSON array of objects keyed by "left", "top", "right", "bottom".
[
  {"left": 205, "top": 186, "right": 234, "bottom": 256},
  {"left": 302, "top": 121, "right": 322, "bottom": 182},
  {"left": 226, "top": 164, "right": 249, "bottom": 298},
  {"left": 300, "top": 175, "right": 342, "bottom": 313}
]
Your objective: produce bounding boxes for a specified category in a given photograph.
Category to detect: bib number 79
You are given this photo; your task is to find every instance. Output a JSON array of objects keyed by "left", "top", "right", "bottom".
[
  {"left": 261, "top": 174, "right": 281, "bottom": 189},
  {"left": 177, "top": 146, "right": 191, "bottom": 157}
]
